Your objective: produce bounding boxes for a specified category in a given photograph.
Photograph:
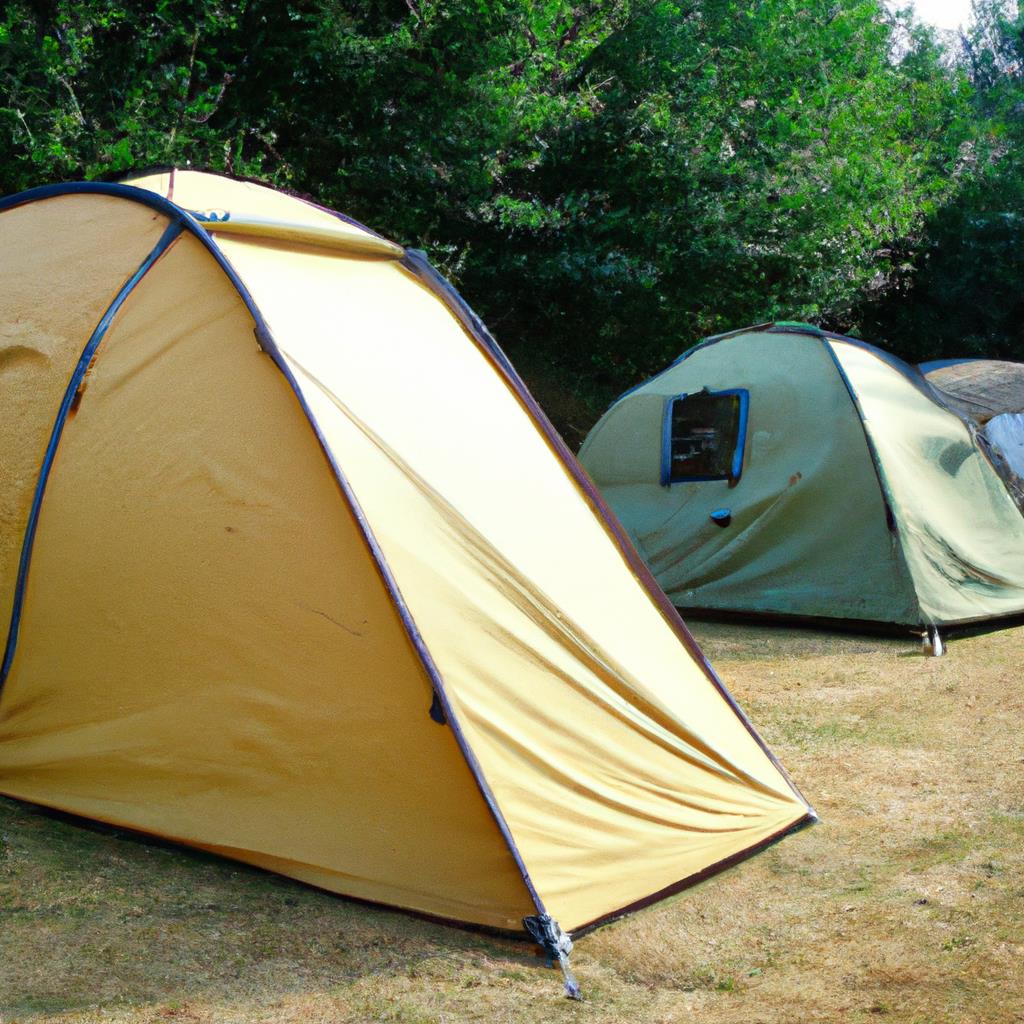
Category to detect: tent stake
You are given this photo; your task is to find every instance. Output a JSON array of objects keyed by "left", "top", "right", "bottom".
[
  {"left": 922, "top": 626, "right": 946, "bottom": 657},
  {"left": 524, "top": 914, "right": 582, "bottom": 1000}
]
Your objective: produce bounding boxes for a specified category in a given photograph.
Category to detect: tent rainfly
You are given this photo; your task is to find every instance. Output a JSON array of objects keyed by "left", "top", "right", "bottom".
[
  {"left": 0, "top": 172, "right": 813, "bottom": 992},
  {"left": 579, "top": 323, "right": 1024, "bottom": 642}
]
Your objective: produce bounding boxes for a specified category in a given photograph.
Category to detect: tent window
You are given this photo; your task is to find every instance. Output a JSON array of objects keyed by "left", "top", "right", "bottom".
[{"left": 661, "top": 389, "right": 749, "bottom": 485}]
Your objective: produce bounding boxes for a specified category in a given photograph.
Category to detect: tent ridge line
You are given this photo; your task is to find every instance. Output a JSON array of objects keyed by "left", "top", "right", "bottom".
[
  {"left": 398, "top": 253, "right": 814, "bottom": 815},
  {"left": 605, "top": 322, "right": 776, "bottom": 409},
  {"left": 0, "top": 216, "right": 184, "bottom": 692},
  {"left": 610, "top": 322, "right": 939, "bottom": 417}
]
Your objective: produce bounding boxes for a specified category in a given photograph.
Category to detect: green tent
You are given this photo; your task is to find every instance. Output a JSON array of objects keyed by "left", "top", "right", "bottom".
[{"left": 579, "top": 323, "right": 1024, "bottom": 633}]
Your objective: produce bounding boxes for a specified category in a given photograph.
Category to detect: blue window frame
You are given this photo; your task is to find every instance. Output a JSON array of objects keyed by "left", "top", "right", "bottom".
[{"left": 661, "top": 388, "right": 749, "bottom": 486}]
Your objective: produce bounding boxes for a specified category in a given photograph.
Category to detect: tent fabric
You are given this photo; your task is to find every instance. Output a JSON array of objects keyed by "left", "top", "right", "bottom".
[
  {"left": 832, "top": 340, "right": 1024, "bottom": 626},
  {"left": 0, "top": 195, "right": 171, "bottom": 664},
  {"left": 0, "top": 173, "right": 812, "bottom": 937},
  {"left": 580, "top": 325, "right": 1024, "bottom": 629},
  {"left": 925, "top": 359, "right": 1024, "bottom": 425},
  {"left": 985, "top": 413, "right": 1024, "bottom": 479}
]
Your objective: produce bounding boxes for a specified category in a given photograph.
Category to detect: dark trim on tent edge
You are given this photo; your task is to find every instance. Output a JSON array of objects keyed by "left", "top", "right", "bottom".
[
  {"left": 0, "top": 215, "right": 184, "bottom": 687},
  {"left": 1, "top": 786, "right": 813, "bottom": 950},
  {"left": 0, "top": 180, "right": 548, "bottom": 927},
  {"left": 675, "top": 604, "right": 1024, "bottom": 634},
  {"left": 569, "top": 809, "right": 816, "bottom": 938},
  {"left": 675, "top": 605, "right": 926, "bottom": 635},
  {"left": 398, "top": 251, "right": 815, "bottom": 818},
  {"left": 0, "top": 791, "right": 536, "bottom": 940}
]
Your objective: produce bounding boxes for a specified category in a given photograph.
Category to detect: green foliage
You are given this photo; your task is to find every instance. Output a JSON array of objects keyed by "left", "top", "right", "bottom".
[
  {"left": 0, "top": 2, "right": 261, "bottom": 183},
  {"left": 460, "top": 1, "right": 969, "bottom": 417},
  {"left": 852, "top": 1, "right": 1024, "bottom": 364},
  {"left": 0, "top": 1, "right": 989, "bottom": 435}
]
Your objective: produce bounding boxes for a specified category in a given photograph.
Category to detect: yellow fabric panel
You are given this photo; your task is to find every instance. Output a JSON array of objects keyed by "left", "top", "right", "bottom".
[
  {"left": 830, "top": 341, "right": 1024, "bottom": 624},
  {"left": 124, "top": 170, "right": 391, "bottom": 252},
  {"left": 0, "top": 194, "right": 170, "bottom": 639},
  {"left": 579, "top": 333, "right": 918, "bottom": 623},
  {"left": 214, "top": 235, "right": 810, "bottom": 932},
  {"left": 0, "top": 229, "right": 532, "bottom": 929}
]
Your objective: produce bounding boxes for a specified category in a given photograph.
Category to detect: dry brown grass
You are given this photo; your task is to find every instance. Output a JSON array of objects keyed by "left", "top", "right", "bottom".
[{"left": 1, "top": 622, "right": 1022, "bottom": 1023}]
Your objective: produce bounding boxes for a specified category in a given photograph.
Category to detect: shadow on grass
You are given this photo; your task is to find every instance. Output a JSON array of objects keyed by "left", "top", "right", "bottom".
[{"left": 0, "top": 796, "right": 542, "bottom": 1018}]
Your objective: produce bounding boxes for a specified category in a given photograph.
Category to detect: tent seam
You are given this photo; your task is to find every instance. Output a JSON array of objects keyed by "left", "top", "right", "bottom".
[
  {"left": 0, "top": 216, "right": 184, "bottom": 691},
  {"left": 398, "top": 253, "right": 815, "bottom": 817},
  {"left": 820, "top": 338, "right": 927, "bottom": 626},
  {"left": 0, "top": 179, "right": 546, "bottom": 923}
]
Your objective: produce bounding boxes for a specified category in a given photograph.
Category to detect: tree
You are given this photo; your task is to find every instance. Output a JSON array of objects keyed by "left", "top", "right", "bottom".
[
  {"left": 853, "top": 0, "right": 1024, "bottom": 365},
  {"left": 0, "top": 1, "right": 969, "bottom": 439}
]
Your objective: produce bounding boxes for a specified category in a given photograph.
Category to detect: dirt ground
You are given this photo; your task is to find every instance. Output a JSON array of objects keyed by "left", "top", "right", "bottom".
[{"left": 1, "top": 621, "right": 1021, "bottom": 1024}]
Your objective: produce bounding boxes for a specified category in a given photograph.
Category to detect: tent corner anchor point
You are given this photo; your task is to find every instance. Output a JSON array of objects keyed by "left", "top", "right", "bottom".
[{"left": 523, "top": 914, "right": 582, "bottom": 1000}]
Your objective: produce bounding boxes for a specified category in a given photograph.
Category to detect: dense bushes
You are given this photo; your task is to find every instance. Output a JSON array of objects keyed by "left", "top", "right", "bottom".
[{"left": 1, "top": 1, "right": 1019, "bottom": 439}]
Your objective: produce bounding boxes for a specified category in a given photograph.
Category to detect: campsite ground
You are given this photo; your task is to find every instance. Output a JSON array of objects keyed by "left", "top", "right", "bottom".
[{"left": 1, "top": 622, "right": 1021, "bottom": 1024}]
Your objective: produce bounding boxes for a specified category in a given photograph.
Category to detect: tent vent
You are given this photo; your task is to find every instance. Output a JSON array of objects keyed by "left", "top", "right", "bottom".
[{"left": 523, "top": 914, "right": 582, "bottom": 1000}]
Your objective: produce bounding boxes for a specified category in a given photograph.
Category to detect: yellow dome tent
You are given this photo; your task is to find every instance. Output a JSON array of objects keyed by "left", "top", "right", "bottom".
[
  {"left": 0, "top": 173, "right": 812, "bottom": 979},
  {"left": 579, "top": 323, "right": 1024, "bottom": 640}
]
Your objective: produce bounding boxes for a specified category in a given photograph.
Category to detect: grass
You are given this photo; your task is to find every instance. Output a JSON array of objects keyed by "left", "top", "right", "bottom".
[{"left": 1, "top": 621, "right": 1023, "bottom": 1023}]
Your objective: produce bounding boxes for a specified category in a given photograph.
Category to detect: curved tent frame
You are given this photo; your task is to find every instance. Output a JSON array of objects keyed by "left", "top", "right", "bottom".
[
  {"left": 582, "top": 322, "right": 1024, "bottom": 631},
  {"left": 0, "top": 180, "right": 814, "bottom": 962}
]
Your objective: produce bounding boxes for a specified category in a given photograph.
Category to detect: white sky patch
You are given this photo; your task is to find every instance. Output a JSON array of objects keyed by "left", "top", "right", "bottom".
[{"left": 910, "top": 0, "right": 976, "bottom": 31}]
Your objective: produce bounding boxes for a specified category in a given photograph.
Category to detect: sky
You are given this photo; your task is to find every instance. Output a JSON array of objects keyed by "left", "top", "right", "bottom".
[{"left": 910, "top": 0, "right": 976, "bottom": 31}]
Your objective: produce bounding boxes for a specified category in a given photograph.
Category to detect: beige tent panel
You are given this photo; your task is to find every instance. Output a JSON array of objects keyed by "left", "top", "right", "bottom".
[
  {"left": 0, "top": 174, "right": 813, "bottom": 946},
  {"left": 580, "top": 331, "right": 918, "bottom": 624},
  {"left": 0, "top": 195, "right": 170, "bottom": 638},
  {"left": 211, "top": 233, "right": 810, "bottom": 931},
  {"left": 0, "top": 226, "right": 533, "bottom": 929},
  {"left": 830, "top": 340, "right": 1024, "bottom": 625}
]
